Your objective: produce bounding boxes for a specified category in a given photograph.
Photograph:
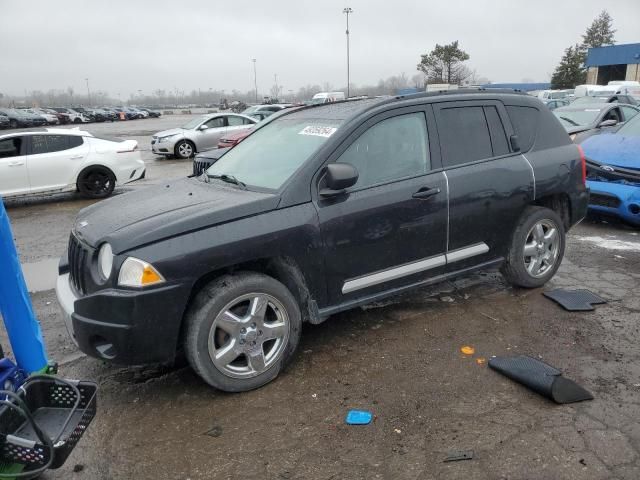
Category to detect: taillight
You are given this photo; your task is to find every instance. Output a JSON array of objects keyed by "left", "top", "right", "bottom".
[{"left": 577, "top": 145, "right": 586, "bottom": 185}]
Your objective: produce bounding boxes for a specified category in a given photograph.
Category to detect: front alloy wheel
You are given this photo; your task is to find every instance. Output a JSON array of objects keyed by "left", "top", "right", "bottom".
[
  {"left": 175, "top": 140, "right": 194, "bottom": 159},
  {"left": 184, "top": 272, "right": 301, "bottom": 392},
  {"left": 209, "top": 293, "right": 289, "bottom": 378}
]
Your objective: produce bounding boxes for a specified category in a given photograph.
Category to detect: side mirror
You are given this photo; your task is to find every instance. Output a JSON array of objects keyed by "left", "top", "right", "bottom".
[
  {"left": 199, "top": 124, "right": 209, "bottom": 131},
  {"left": 509, "top": 135, "right": 520, "bottom": 152},
  {"left": 598, "top": 119, "right": 617, "bottom": 128},
  {"left": 319, "top": 163, "right": 358, "bottom": 197}
]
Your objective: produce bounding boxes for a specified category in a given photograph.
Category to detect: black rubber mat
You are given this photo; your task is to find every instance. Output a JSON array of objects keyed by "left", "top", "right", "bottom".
[
  {"left": 489, "top": 355, "right": 593, "bottom": 404},
  {"left": 543, "top": 289, "right": 606, "bottom": 311}
]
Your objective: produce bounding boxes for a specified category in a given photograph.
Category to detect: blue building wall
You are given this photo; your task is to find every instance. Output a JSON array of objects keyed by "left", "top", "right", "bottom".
[{"left": 585, "top": 43, "right": 640, "bottom": 67}]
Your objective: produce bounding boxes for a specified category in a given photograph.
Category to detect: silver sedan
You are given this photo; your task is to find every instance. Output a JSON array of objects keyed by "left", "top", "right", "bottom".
[{"left": 151, "top": 113, "right": 258, "bottom": 159}]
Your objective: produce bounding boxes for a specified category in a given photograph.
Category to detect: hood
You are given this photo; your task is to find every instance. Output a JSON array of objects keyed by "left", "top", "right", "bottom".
[
  {"left": 581, "top": 133, "right": 640, "bottom": 170},
  {"left": 73, "top": 177, "right": 280, "bottom": 253},
  {"left": 154, "top": 127, "right": 185, "bottom": 138}
]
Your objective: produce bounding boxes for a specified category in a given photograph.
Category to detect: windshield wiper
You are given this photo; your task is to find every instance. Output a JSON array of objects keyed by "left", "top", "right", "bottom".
[
  {"left": 207, "top": 174, "right": 247, "bottom": 189},
  {"left": 559, "top": 116, "right": 580, "bottom": 127}
]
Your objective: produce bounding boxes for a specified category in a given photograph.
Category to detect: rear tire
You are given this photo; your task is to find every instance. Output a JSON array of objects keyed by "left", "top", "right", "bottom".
[
  {"left": 184, "top": 272, "right": 301, "bottom": 392},
  {"left": 73, "top": 118, "right": 82, "bottom": 124},
  {"left": 501, "top": 206, "right": 565, "bottom": 288},
  {"left": 77, "top": 167, "right": 116, "bottom": 199},
  {"left": 9, "top": 119, "right": 17, "bottom": 129}
]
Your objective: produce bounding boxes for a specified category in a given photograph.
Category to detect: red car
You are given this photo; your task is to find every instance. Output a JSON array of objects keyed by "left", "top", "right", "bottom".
[{"left": 217, "top": 128, "right": 252, "bottom": 148}]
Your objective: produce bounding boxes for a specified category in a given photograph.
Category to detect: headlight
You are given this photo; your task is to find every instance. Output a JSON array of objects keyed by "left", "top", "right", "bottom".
[
  {"left": 158, "top": 134, "right": 177, "bottom": 143},
  {"left": 97, "top": 243, "right": 114, "bottom": 280},
  {"left": 118, "top": 257, "right": 165, "bottom": 287}
]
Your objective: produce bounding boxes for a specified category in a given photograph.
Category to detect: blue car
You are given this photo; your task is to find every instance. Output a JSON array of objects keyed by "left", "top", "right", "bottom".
[{"left": 581, "top": 114, "right": 640, "bottom": 226}]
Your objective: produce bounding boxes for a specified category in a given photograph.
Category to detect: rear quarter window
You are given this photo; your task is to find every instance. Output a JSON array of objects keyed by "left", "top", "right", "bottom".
[{"left": 505, "top": 106, "right": 539, "bottom": 152}]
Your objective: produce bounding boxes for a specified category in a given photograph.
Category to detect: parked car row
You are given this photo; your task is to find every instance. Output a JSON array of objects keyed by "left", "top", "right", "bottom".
[{"left": 0, "top": 106, "right": 161, "bottom": 129}]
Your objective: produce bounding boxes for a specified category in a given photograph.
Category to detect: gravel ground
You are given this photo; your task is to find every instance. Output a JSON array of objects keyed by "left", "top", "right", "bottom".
[{"left": 1, "top": 116, "right": 640, "bottom": 479}]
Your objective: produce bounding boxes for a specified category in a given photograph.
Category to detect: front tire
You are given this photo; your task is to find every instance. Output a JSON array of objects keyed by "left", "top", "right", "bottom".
[
  {"left": 184, "top": 272, "right": 301, "bottom": 392},
  {"left": 77, "top": 167, "right": 116, "bottom": 199},
  {"left": 501, "top": 206, "right": 566, "bottom": 288},
  {"left": 175, "top": 140, "right": 195, "bottom": 159}
]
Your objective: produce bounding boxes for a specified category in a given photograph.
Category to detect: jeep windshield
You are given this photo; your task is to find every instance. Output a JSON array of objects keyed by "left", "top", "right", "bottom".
[{"left": 206, "top": 117, "right": 341, "bottom": 190}]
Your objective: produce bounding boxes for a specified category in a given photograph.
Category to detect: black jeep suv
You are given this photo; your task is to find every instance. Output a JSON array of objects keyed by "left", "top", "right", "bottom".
[{"left": 56, "top": 90, "right": 588, "bottom": 392}]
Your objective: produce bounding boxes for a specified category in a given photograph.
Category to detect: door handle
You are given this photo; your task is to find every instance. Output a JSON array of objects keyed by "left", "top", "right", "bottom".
[
  {"left": 8, "top": 161, "right": 24, "bottom": 167},
  {"left": 412, "top": 187, "right": 441, "bottom": 200},
  {"left": 69, "top": 155, "right": 84, "bottom": 160}
]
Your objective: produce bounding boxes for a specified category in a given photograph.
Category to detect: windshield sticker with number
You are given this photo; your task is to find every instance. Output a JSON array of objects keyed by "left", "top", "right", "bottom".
[{"left": 298, "top": 126, "right": 337, "bottom": 137}]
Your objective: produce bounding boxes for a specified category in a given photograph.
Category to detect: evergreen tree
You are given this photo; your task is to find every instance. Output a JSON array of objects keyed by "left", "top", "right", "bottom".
[
  {"left": 550, "top": 44, "right": 586, "bottom": 89},
  {"left": 582, "top": 10, "right": 616, "bottom": 49}
]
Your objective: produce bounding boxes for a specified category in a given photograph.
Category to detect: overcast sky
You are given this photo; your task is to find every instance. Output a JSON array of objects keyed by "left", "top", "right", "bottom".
[{"left": 1, "top": 0, "right": 639, "bottom": 98}]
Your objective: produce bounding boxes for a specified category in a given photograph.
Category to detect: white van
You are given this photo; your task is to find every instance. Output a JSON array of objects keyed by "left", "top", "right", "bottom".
[
  {"left": 426, "top": 83, "right": 459, "bottom": 92},
  {"left": 575, "top": 84, "right": 627, "bottom": 97},
  {"left": 537, "top": 90, "right": 569, "bottom": 100},
  {"left": 608, "top": 81, "right": 640, "bottom": 97},
  {"left": 310, "top": 92, "right": 346, "bottom": 104}
]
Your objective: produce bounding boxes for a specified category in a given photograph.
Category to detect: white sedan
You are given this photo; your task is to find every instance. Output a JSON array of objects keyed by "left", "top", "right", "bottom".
[{"left": 0, "top": 129, "right": 145, "bottom": 199}]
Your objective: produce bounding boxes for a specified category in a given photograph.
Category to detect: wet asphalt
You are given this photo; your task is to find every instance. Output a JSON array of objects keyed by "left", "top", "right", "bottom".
[{"left": 1, "top": 116, "right": 640, "bottom": 479}]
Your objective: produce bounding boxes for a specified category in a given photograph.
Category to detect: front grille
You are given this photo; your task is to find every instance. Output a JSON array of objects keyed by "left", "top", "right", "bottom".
[
  {"left": 193, "top": 158, "right": 215, "bottom": 176},
  {"left": 590, "top": 192, "right": 621, "bottom": 209},
  {"left": 68, "top": 233, "right": 92, "bottom": 295}
]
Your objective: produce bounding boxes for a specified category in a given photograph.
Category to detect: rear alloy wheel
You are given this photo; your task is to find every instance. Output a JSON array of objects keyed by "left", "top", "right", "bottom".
[
  {"left": 77, "top": 167, "right": 116, "bottom": 199},
  {"left": 185, "top": 273, "right": 301, "bottom": 392},
  {"left": 501, "top": 207, "right": 566, "bottom": 288},
  {"left": 73, "top": 117, "right": 82, "bottom": 124},
  {"left": 175, "top": 140, "right": 195, "bottom": 159}
]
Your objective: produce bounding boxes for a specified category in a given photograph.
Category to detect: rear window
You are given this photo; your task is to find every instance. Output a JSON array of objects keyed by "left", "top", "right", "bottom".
[{"left": 505, "top": 106, "right": 539, "bottom": 152}]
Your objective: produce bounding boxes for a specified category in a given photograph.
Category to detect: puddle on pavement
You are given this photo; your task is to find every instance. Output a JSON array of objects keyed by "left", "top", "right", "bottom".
[
  {"left": 21, "top": 257, "right": 59, "bottom": 292},
  {"left": 575, "top": 235, "right": 640, "bottom": 252}
]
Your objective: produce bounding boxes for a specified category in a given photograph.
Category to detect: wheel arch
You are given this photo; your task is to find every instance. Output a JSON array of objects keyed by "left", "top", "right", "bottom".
[
  {"left": 532, "top": 193, "right": 571, "bottom": 230},
  {"left": 75, "top": 163, "right": 117, "bottom": 190},
  {"left": 185, "top": 256, "right": 319, "bottom": 325}
]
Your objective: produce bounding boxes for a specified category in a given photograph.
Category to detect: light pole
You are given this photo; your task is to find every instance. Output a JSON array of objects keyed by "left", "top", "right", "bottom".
[
  {"left": 343, "top": 7, "right": 353, "bottom": 98},
  {"left": 85, "top": 78, "right": 91, "bottom": 106},
  {"left": 252, "top": 59, "right": 258, "bottom": 103},
  {"left": 274, "top": 73, "right": 279, "bottom": 102}
]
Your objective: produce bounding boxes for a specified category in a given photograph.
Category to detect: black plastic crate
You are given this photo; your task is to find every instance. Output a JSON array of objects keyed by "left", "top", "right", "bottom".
[{"left": 0, "top": 377, "right": 97, "bottom": 472}]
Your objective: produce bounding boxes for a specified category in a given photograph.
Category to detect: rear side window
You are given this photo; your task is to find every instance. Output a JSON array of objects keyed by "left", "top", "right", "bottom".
[
  {"left": 30, "top": 135, "right": 69, "bottom": 154},
  {"left": 227, "top": 116, "right": 245, "bottom": 126},
  {"left": 68, "top": 136, "right": 84, "bottom": 148},
  {"left": 484, "top": 106, "right": 510, "bottom": 157},
  {"left": 505, "top": 106, "right": 539, "bottom": 152},
  {"left": 438, "top": 106, "right": 492, "bottom": 167}
]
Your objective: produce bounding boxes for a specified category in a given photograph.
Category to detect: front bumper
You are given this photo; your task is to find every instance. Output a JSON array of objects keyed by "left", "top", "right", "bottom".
[
  {"left": 151, "top": 137, "right": 178, "bottom": 154},
  {"left": 587, "top": 180, "right": 640, "bottom": 225},
  {"left": 55, "top": 273, "right": 191, "bottom": 365}
]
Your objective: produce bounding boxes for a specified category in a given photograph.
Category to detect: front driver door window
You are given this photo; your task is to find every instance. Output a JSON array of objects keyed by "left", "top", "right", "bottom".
[
  {"left": 0, "top": 136, "right": 29, "bottom": 196},
  {"left": 198, "top": 116, "right": 227, "bottom": 150},
  {"left": 316, "top": 110, "right": 448, "bottom": 302},
  {"left": 620, "top": 106, "right": 639, "bottom": 122}
]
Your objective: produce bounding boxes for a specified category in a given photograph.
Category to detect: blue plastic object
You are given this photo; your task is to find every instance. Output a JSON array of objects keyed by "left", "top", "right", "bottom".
[
  {"left": 345, "top": 409, "right": 373, "bottom": 425},
  {"left": 0, "top": 197, "right": 48, "bottom": 373}
]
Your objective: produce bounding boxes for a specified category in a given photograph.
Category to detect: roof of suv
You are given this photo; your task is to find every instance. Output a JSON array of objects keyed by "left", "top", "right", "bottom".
[{"left": 284, "top": 88, "right": 532, "bottom": 121}]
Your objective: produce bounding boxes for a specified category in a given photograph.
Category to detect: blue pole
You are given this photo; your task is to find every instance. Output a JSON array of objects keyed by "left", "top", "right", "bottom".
[{"left": 0, "top": 196, "right": 48, "bottom": 373}]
